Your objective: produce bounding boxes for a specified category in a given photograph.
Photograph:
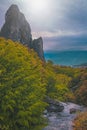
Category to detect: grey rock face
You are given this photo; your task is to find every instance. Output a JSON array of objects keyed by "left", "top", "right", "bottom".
[
  {"left": 0, "top": 4, "right": 32, "bottom": 47},
  {"left": 32, "top": 37, "right": 45, "bottom": 61},
  {"left": 46, "top": 96, "right": 64, "bottom": 112},
  {"left": 0, "top": 4, "right": 45, "bottom": 60}
]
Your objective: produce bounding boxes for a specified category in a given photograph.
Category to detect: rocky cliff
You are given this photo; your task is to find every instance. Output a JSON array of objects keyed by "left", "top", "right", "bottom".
[
  {"left": 0, "top": 4, "right": 45, "bottom": 60},
  {"left": 32, "top": 37, "right": 44, "bottom": 61}
]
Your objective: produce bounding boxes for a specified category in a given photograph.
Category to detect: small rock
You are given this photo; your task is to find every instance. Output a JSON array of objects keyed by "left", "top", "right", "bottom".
[
  {"left": 70, "top": 108, "right": 77, "bottom": 114},
  {"left": 43, "top": 110, "right": 48, "bottom": 115}
]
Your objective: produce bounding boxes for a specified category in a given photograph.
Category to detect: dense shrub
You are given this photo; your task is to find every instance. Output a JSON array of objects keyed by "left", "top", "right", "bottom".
[
  {"left": 73, "top": 112, "right": 87, "bottom": 130},
  {"left": 45, "top": 61, "right": 75, "bottom": 101},
  {"left": 0, "top": 37, "right": 87, "bottom": 130},
  {"left": 75, "top": 80, "right": 87, "bottom": 106},
  {"left": 0, "top": 38, "right": 47, "bottom": 130}
]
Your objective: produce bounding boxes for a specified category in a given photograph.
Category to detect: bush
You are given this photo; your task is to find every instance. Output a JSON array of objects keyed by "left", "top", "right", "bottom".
[
  {"left": 75, "top": 80, "right": 87, "bottom": 106},
  {"left": 0, "top": 38, "right": 47, "bottom": 130},
  {"left": 73, "top": 112, "right": 87, "bottom": 130}
]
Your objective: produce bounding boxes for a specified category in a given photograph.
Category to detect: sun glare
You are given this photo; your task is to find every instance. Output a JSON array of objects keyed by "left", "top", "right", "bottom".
[
  {"left": 30, "top": 0, "right": 48, "bottom": 13},
  {"left": 24, "top": 0, "right": 50, "bottom": 17}
]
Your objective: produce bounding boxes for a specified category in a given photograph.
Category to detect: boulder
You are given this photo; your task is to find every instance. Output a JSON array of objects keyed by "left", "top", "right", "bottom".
[
  {"left": 70, "top": 108, "right": 81, "bottom": 114},
  {"left": 70, "top": 108, "right": 77, "bottom": 114},
  {"left": 46, "top": 96, "right": 64, "bottom": 112}
]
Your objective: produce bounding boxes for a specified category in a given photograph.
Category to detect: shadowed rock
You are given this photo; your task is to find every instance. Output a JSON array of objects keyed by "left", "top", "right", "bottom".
[
  {"left": 32, "top": 37, "right": 45, "bottom": 61},
  {"left": 0, "top": 4, "right": 45, "bottom": 60},
  {"left": 46, "top": 96, "right": 64, "bottom": 112},
  {"left": 0, "top": 4, "right": 32, "bottom": 47}
]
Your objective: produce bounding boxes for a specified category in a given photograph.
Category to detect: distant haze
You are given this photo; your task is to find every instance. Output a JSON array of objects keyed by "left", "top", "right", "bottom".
[{"left": 0, "top": 0, "right": 87, "bottom": 50}]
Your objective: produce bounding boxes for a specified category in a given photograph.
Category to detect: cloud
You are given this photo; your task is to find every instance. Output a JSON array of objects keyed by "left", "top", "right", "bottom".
[
  {"left": 43, "top": 31, "right": 87, "bottom": 50},
  {"left": 32, "top": 30, "right": 87, "bottom": 38},
  {"left": 0, "top": 0, "right": 87, "bottom": 32},
  {"left": 63, "top": 0, "right": 87, "bottom": 31},
  {"left": 0, "top": 0, "right": 87, "bottom": 51}
]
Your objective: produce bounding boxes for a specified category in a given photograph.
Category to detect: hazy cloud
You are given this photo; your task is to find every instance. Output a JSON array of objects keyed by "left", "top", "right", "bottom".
[{"left": 0, "top": 0, "right": 87, "bottom": 50}]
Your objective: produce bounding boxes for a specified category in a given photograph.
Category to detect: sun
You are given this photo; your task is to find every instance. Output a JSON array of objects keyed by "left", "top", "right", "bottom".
[
  {"left": 23, "top": 0, "right": 50, "bottom": 17},
  {"left": 30, "top": 0, "right": 48, "bottom": 13},
  {"left": 21, "top": 0, "right": 51, "bottom": 23}
]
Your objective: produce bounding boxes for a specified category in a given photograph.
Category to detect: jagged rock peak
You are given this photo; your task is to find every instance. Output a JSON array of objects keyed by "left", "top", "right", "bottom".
[
  {"left": 0, "top": 4, "right": 45, "bottom": 61},
  {"left": 0, "top": 4, "right": 32, "bottom": 47},
  {"left": 5, "top": 4, "right": 19, "bottom": 20},
  {"left": 32, "top": 37, "right": 45, "bottom": 61}
]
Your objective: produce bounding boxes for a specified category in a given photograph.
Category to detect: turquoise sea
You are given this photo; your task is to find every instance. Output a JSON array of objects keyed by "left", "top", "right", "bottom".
[{"left": 44, "top": 50, "right": 87, "bottom": 66}]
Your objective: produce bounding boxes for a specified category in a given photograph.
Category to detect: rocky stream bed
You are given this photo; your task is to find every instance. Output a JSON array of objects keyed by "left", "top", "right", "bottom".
[{"left": 43, "top": 102, "right": 85, "bottom": 130}]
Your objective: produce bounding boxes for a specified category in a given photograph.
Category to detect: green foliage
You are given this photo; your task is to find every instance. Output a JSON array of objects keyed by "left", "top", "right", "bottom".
[
  {"left": 0, "top": 38, "right": 47, "bottom": 130},
  {"left": 53, "top": 74, "right": 71, "bottom": 101},
  {"left": 53, "top": 65, "right": 81, "bottom": 78},
  {"left": 46, "top": 63, "right": 87, "bottom": 104},
  {"left": 44, "top": 60, "right": 75, "bottom": 101},
  {"left": 0, "top": 37, "right": 87, "bottom": 130}
]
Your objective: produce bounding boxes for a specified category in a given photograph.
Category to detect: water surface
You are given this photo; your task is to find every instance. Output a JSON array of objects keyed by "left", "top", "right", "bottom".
[{"left": 44, "top": 50, "right": 87, "bottom": 66}]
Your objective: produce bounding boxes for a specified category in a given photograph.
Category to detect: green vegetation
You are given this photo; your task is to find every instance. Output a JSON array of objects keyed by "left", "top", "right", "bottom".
[
  {"left": 44, "top": 61, "right": 75, "bottom": 101},
  {"left": 0, "top": 38, "right": 47, "bottom": 130},
  {"left": 0, "top": 38, "right": 87, "bottom": 130}
]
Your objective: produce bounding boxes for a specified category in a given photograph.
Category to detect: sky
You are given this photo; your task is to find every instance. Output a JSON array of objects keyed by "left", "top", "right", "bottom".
[{"left": 0, "top": 0, "right": 87, "bottom": 50}]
